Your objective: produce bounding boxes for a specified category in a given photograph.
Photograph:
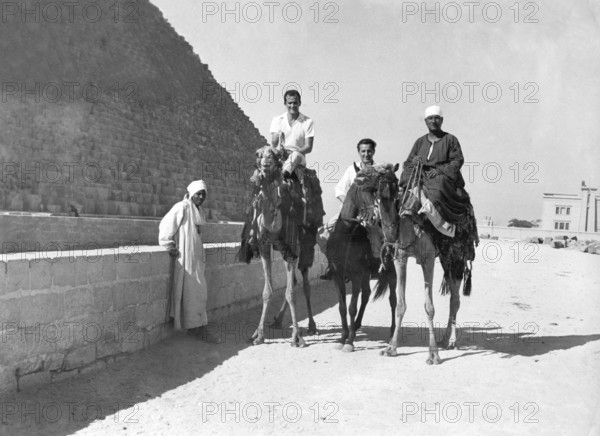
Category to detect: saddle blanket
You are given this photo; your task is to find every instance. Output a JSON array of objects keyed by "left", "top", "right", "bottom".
[{"left": 409, "top": 187, "right": 456, "bottom": 237}]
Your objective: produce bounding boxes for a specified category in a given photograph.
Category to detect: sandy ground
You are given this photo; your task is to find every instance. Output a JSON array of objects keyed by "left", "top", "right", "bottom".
[{"left": 1, "top": 240, "right": 599, "bottom": 436}]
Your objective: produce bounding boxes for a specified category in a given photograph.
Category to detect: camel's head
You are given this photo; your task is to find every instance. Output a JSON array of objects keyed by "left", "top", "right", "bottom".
[
  {"left": 373, "top": 163, "right": 400, "bottom": 243},
  {"left": 255, "top": 146, "right": 281, "bottom": 175},
  {"left": 354, "top": 163, "right": 400, "bottom": 234}
]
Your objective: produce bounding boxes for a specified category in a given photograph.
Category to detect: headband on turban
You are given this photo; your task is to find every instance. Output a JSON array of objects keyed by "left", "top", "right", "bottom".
[
  {"left": 187, "top": 180, "right": 207, "bottom": 196},
  {"left": 424, "top": 105, "right": 443, "bottom": 118}
]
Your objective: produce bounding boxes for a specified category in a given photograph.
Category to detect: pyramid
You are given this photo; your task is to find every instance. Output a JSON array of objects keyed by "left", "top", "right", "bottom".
[{"left": 0, "top": 0, "right": 266, "bottom": 220}]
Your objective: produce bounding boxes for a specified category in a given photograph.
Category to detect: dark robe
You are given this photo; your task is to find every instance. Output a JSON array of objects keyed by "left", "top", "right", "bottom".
[{"left": 400, "top": 132, "right": 471, "bottom": 224}]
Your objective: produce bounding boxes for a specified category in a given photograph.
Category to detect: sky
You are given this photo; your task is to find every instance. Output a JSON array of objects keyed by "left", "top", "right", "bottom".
[{"left": 152, "top": 0, "right": 600, "bottom": 225}]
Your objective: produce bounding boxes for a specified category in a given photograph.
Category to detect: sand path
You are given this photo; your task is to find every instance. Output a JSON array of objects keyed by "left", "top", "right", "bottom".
[{"left": 1, "top": 240, "right": 599, "bottom": 436}]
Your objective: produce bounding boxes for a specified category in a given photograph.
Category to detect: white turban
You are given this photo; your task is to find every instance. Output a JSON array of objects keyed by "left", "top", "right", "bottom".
[
  {"left": 424, "top": 105, "right": 443, "bottom": 118},
  {"left": 186, "top": 180, "right": 207, "bottom": 196}
]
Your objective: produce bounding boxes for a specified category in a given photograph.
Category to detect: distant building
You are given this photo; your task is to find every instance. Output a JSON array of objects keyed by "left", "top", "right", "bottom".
[
  {"left": 481, "top": 216, "right": 495, "bottom": 226},
  {"left": 541, "top": 181, "right": 599, "bottom": 233}
]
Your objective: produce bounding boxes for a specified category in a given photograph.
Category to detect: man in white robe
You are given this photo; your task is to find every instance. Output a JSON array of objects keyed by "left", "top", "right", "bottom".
[{"left": 159, "top": 180, "right": 219, "bottom": 342}]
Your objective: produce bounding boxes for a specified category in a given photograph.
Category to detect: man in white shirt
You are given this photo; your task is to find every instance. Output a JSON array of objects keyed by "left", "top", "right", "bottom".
[
  {"left": 269, "top": 89, "right": 314, "bottom": 179},
  {"left": 335, "top": 138, "right": 376, "bottom": 203},
  {"left": 320, "top": 139, "right": 382, "bottom": 279}
]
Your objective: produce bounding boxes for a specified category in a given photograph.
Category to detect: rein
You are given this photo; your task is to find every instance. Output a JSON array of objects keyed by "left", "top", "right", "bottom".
[
  {"left": 399, "top": 162, "right": 422, "bottom": 216},
  {"left": 375, "top": 173, "right": 402, "bottom": 258},
  {"left": 350, "top": 183, "right": 377, "bottom": 227}
]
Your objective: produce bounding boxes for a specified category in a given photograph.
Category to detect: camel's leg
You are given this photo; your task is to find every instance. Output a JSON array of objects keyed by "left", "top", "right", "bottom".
[
  {"left": 286, "top": 259, "right": 306, "bottom": 348},
  {"left": 301, "top": 267, "right": 318, "bottom": 335},
  {"left": 422, "top": 256, "right": 441, "bottom": 365},
  {"left": 343, "top": 275, "right": 362, "bottom": 352},
  {"left": 334, "top": 272, "right": 348, "bottom": 348},
  {"left": 381, "top": 257, "right": 407, "bottom": 357},
  {"left": 270, "top": 297, "right": 288, "bottom": 330},
  {"left": 354, "top": 272, "right": 371, "bottom": 331},
  {"left": 440, "top": 278, "right": 461, "bottom": 349},
  {"left": 252, "top": 245, "right": 273, "bottom": 345},
  {"left": 388, "top": 273, "right": 397, "bottom": 338}
]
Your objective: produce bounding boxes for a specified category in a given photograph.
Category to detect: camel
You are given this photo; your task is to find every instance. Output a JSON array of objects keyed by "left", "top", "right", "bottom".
[
  {"left": 367, "top": 163, "right": 478, "bottom": 364},
  {"left": 324, "top": 169, "right": 397, "bottom": 352},
  {"left": 238, "top": 146, "right": 324, "bottom": 347}
]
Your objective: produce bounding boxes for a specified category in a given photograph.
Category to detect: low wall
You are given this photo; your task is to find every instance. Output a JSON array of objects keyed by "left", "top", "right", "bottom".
[
  {"left": 478, "top": 225, "right": 600, "bottom": 241},
  {"left": 0, "top": 238, "right": 327, "bottom": 393},
  {"left": 0, "top": 213, "right": 244, "bottom": 253}
]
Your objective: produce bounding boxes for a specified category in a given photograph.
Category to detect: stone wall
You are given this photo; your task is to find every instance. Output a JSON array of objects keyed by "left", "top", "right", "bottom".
[
  {"left": 0, "top": 213, "right": 243, "bottom": 253},
  {"left": 478, "top": 225, "right": 600, "bottom": 241},
  {"left": 0, "top": 235, "right": 327, "bottom": 393},
  {"left": 0, "top": 0, "right": 265, "bottom": 220}
]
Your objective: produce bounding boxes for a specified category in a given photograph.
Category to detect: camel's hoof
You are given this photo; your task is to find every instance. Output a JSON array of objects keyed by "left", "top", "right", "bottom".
[
  {"left": 426, "top": 353, "right": 441, "bottom": 365},
  {"left": 290, "top": 340, "right": 306, "bottom": 348},
  {"left": 437, "top": 340, "right": 456, "bottom": 350},
  {"left": 252, "top": 336, "right": 265, "bottom": 346},
  {"left": 333, "top": 343, "right": 344, "bottom": 350},
  {"left": 269, "top": 317, "right": 283, "bottom": 329},
  {"left": 341, "top": 344, "right": 354, "bottom": 353},
  {"left": 307, "top": 322, "right": 318, "bottom": 336},
  {"left": 354, "top": 322, "right": 362, "bottom": 331},
  {"left": 380, "top": 348, "right": 398, "bottom": 357},
  {"left": 290, "top": 337, "right": 307, "bottom": 348}
]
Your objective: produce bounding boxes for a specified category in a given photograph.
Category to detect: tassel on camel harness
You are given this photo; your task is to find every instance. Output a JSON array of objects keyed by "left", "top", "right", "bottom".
[{"left": 462, "top": 260, "right": 473, "bottom": 296}]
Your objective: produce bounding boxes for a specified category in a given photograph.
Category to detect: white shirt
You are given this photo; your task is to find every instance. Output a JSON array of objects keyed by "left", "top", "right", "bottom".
[
  {"left": 269, "top": 112, "right": 314, "bottom": 153},
  {"left": 335, "top": 162, "right": 362, "bottom": 202}
]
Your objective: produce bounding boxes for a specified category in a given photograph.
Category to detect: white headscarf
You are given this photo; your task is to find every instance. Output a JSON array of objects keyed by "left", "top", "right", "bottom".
[
  {"left": 424, "top": 105, "right": 443, "bottom": 118},
  {"left": 184, "top": 180, "right": 207, "bottom": 225},
  {"left": 186, "top": 180, "right": 207, "bottom": 197}
]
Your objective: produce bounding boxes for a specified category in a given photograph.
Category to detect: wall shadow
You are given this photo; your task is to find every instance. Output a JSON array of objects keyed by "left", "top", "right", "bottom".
[{"left": 0, "top": 279, "right": 340, "bottom": 436}]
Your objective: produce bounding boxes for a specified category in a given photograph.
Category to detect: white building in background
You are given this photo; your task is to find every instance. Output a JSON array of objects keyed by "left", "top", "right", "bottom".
[
  {"left": 541, "top": 181, "right": 599, "bottom": 234},
  {"left": 481, "top": 216, "right": 495, "bottom": 226}
]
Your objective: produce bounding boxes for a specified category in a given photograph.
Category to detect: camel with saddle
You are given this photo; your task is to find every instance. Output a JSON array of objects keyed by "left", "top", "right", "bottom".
[
  {"left": 322, "top": 162, "right": 477, "bottom": 362},
  {"left": 322, "top": 165, "right": 397, "bottom": 352},
  {"left": 238, "top": 145, "right": 324, "bottom": 347},
  {"left": 354, "top": 162, "right": 479, "bottom": 364}
]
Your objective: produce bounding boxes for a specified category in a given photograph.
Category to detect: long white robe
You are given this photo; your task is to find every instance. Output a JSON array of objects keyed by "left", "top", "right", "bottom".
[{"left": 158, "top": 199, "right": 208, "bottom": 330}]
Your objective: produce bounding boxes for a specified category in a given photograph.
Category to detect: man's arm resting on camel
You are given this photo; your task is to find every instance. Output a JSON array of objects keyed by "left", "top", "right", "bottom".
[
  {"left": 270, "top": 132, "right": 282, "bottom": 150},
  {"left": 295, "top": 137, "right": 313, "bottom": 155}
]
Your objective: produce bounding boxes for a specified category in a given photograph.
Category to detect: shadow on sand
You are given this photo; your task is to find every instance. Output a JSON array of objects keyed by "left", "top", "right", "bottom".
[
  {"left": 0, "top": 280, "right": 341, "bottom": 436},
  {"left": 317, "top": 323, "right": 600, "bottom": 360},
  {"left": 3, "top": 278, "right": 598, "bottom": 435}
]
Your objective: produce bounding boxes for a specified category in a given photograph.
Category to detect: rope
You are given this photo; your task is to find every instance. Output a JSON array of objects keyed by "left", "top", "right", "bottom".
[{"left": 399, "top": 161, "right": 422, "bottom": 215}]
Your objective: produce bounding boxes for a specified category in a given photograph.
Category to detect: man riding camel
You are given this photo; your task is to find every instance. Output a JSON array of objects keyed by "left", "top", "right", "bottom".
[
  {"left": 320, "top": 138, "right": 383, "bottom": 280},
  {"left": 269, "top": 89, "right": 314, "bottom": 181},
  {"left": 335, "top": 138, "right": 377, "bottom": 204},
  {"left": 400, "top": 105, "right": 475, "bottom": 239}
]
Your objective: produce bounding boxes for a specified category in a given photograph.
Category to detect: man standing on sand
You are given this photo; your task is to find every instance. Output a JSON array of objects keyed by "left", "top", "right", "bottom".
[
  {"left": 269, "top": 89, "right": 314, "bottom": 180},
  {"left": 158, "top": 180, "right": 220, "bottom": 343}
]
